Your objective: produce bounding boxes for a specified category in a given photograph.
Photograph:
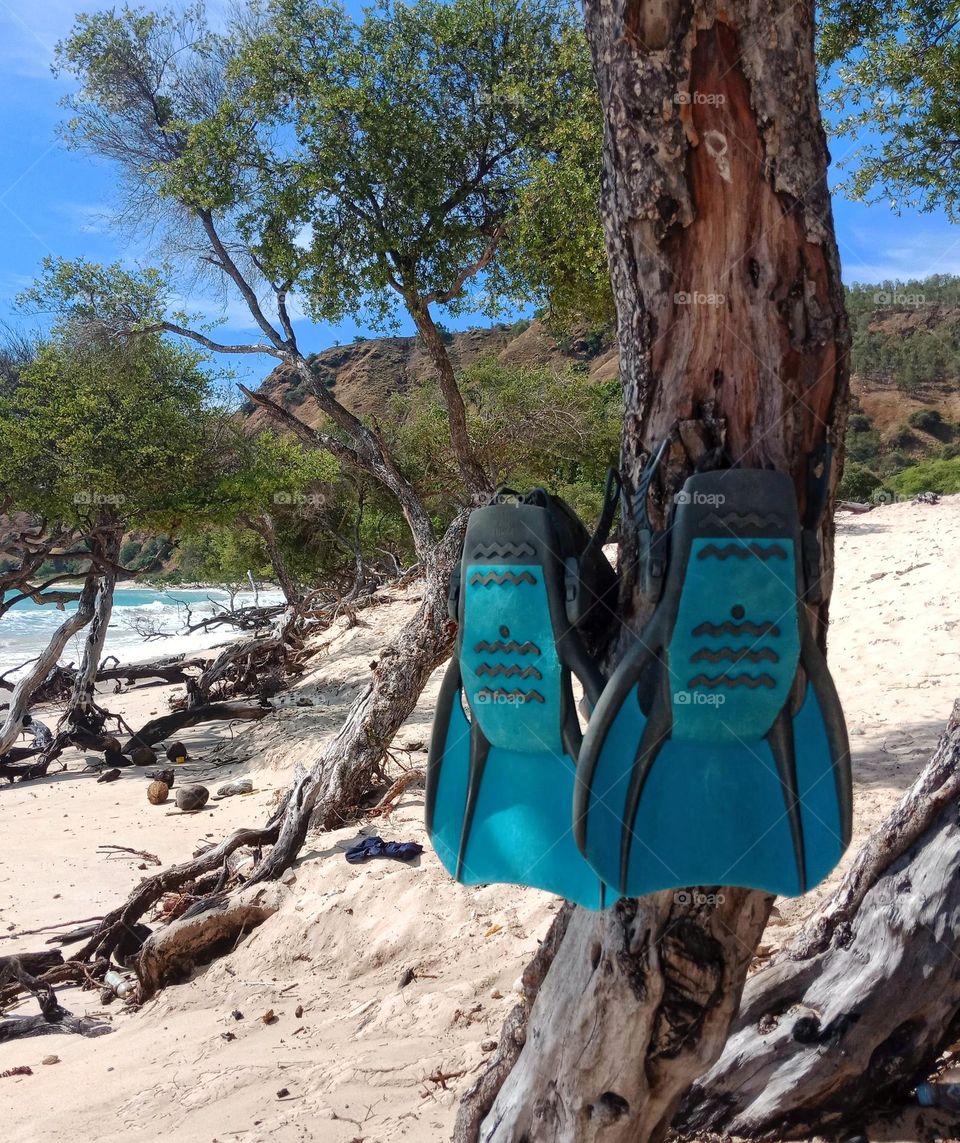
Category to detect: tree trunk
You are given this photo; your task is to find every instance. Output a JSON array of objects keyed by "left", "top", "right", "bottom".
[
  {"left": 409, "top": 300, "right": 491, "bottom": 498},
  {"left": 458, "top": 1, "right": 849, "bottom": 1139},
  {"left": 677, "top": 698, "right": 960, "bottom": 1140},
  {"left": 252, "top": 512, "right": 300, "bottom": 606},
  {"left": 247, "top": 513, "right": 466, "bottom": 881},
  {"left": 0, "top": 571, "right": 99, "bottom": 756},
  {"left": 64, "top": 528, "right": 122, "bottom": 725}
]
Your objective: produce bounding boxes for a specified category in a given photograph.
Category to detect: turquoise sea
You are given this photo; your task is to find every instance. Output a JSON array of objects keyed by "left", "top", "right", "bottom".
[{"left": 0, "top": 586, "right": 283, "bottom": 679}]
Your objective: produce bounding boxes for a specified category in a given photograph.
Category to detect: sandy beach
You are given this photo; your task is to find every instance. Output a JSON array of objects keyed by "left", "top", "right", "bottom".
[{"left": 1, "top": 496, "right": 958, "bottom": 1142}]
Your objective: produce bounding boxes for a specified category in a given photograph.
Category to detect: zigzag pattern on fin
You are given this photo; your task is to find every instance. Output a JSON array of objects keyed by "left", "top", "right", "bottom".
[
  {"left": 475, "top": 687, "right": 546, "bottom": 704},
  {"left": 696, "top": 543, "right": 788, "bottom": 562},
  {"left": 470, "top": 542, "right": 536, "bottom": 559},
  {"left": 687, "top": 672, "right": 777, "bottom": 690},
  {"left": 692, "top": 619, "right": 781, "bottom": 638},
  {"left": 469, "top": 570, "right": 537, "bottom": 586},
  {"left": 700, "top": 511, "right": 785, "bottom": 530},
  {"left": 474, "top": 639, "right": 541, "bottom": 655},
  {"left": 475, "top": 663, "right": 543, "bottom": 679},
  {"left": 691, "top": 646, "right": 779, "bottom": 664}
]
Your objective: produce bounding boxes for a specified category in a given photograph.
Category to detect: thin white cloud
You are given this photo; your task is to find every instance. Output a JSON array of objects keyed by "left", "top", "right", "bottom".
[
  {"left": 0, "top": 0, "right": 81, "bottom": 79},
  {"left": 839, "top": 226, "right": 960, "bottom": 284}
]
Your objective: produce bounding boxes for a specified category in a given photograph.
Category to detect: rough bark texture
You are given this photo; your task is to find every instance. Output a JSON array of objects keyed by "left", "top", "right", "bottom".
[
  {"left": 460, "top": 1, "right": 849, "bottom": 1139},
  {"left": 0, "top": 571, "right": 99, "bottom": 756},
  {"left": 136, "top": 882, "right": 289, "bottom": 999},
  {"left": 678, "top": 699, "right": 960, "bottom": 1139},
  {"left": 65, "top": 527, "right": 122, "bottom": 720}
]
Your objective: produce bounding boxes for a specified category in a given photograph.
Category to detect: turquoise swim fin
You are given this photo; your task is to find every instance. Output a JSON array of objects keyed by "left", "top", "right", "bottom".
[
  {"left": 575, "top": 463, "right": 852, "bottom": 899},
  {"left": 426, "top": 483, "right": 618, "bottom": 908}
]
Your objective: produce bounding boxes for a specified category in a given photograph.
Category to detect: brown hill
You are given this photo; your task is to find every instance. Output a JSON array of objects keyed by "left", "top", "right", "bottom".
[{"left": 246, "top": 318, "right": 619, "bottom": 429}]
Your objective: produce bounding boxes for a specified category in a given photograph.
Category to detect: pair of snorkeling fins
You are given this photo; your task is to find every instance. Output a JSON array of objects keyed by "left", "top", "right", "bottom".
[{"left": 426, "top": 448, "right": 852, "bottom": 908}]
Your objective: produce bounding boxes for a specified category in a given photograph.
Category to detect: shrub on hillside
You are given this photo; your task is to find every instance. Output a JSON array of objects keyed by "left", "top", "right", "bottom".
[
  {"left": 888, "top": 458, "right": 960, "bottom": 497},
  {"left": 908, "top": 408, "right": 943, "bottom": 432},
  {"left": 837, "top": 462, "right": 882, "bottom": 501}
]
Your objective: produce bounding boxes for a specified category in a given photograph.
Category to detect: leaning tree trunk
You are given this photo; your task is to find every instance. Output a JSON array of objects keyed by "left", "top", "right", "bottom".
[
  {"left": 64, "top": 527, "right": 122, "bottom": 727},
  {"left": 457, "top": 2, "right": 849, "bottom": 1140},
  {"left": 81, "top": 514, "right": 468, "bottom": 966},
  {"left": 677, "top": 698, "right": 960, "bottom": 1139},
  {"left": 247, "top": 513, "right": 467, "bottom": 880},
  {"left": 252, "top": 512, "right": 300, "bottom": 606},
  {"left": 0, "top": 571, "right": 99, "bottom": 756}
]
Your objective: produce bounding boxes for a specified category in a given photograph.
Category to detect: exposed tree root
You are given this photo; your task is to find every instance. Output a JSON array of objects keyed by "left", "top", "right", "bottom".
[{"left": 136, "top": 882, "right": 289, "bottom": 999}]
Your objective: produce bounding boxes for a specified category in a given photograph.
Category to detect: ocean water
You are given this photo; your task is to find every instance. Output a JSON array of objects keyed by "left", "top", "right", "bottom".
[{"left": 0, "top": 586, "right": 286, "bottom": 680}]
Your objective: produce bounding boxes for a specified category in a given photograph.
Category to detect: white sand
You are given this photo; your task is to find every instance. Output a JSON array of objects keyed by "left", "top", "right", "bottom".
[{"left": 1, "top": 497, "right": 958, "bottom": 1141}]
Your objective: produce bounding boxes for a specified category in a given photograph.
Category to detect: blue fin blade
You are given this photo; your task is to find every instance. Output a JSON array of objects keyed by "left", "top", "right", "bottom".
[{"left": 429, "top": 666, "right": 606, "bottom": 908}]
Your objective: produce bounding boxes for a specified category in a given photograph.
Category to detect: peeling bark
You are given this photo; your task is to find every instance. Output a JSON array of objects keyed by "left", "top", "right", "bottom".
[
  {"left": 678, "top": 700, "right": 960, "bottom": 1139},
  {"left": 463, "top": 1, "right": 849, "bottom": 1138}
]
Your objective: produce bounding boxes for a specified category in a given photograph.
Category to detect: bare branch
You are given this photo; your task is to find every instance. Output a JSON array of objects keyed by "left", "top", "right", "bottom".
[{"left": 421, "top": 225, "right": 507, "bottom": 307}]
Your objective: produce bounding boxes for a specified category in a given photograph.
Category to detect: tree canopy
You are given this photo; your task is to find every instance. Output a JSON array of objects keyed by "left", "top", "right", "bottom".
[
  {"left": 54, "top": 0, "right": 610, "bottom": 338},
  {"left": 0, "top": 330, "right": 210, "bottom": 529},
  {"left": 819, "top": 0, "right": 960, "bottom": 216}
]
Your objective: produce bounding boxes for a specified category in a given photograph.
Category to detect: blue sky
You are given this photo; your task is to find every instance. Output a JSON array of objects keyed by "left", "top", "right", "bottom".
[{"left": 3, "top": 0, "right": 960, "bottom": 391}]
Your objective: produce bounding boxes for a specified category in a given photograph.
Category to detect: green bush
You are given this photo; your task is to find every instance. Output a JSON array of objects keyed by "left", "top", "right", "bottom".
[
  {"left": 837, "top": 462, "right": 882, "bottom": 501},
  {"left": 845, "top": 428, "right": 881, "bottom": 463},
  {"left": 879, "top": 449, "right": 912, "bottom": 474},
  {"left": 847, "top": 412, "right": 872, "bottom": 432},
  {"left": 888, "top": 458, "right": 960, "bottom": 497},
  {"left": 908, "top": 408, "right": 943, "bottom": 432},
  {"left": 941, "top": 442, "right": 960, "bottom": 460},
  {"left": 888, "top": 426, "right": 917, "bottom": 450}
]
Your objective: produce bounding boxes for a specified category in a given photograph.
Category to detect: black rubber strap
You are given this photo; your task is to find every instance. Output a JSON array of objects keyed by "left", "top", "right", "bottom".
[
  {"left": 636, "top": 438, "right": 673, "bottom": 604},
  {"left": 801, "top": 443, "right": 833, "bottom": 603},
  {"left": 582, "top": 467, "right": 622, "bottom": 564}
]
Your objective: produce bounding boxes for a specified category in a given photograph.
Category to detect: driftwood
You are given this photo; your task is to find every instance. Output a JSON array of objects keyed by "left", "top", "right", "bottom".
[
  {"left": 0, "top": 572, "right": 99, "bottom": 757},
  {"left": 0, "top": 956, "right": 107, "bottom": 1010},
  {"left": 77, "top": 814, "right": 289, "bottom": 965},
  {"left": 0, "top": 951, "right": 64, "bottom": 1026},
  {"left": 95, "top": 653, "right": 212, "bottom": 686},
  {"left": 365, "top": 768, "right": 425, "bottom": 818},
  {"left": 124, "top": 701, "right": 271, "bottom": 750},
  {"left": 136, "top": 881, "right": 288, "bottom": 999},
  {"left": 836, "top": 501, "right": 874, "bottom": 514},
  {"left": 677, "top": 699, "right": 960, "bottom": 1139},
  {"left": 0, "top": 1012, "right": 112, "bottom": 1042},
  {"left": 0, "top": 749, "right": 41, "bottom": 781}
]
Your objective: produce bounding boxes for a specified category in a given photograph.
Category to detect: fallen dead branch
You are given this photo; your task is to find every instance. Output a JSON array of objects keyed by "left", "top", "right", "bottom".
[
  {"left": 98, "top": 845, "right": 161, "bottom": 866},
  {"left": 125, "top": 701, "right": 271, "bottom": 750},
  {"left": 365, "top": 768, "right": 425, "bottom": 818},
  {"left": 136, "top": 882, "right": 289, "bottom": 999}
]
